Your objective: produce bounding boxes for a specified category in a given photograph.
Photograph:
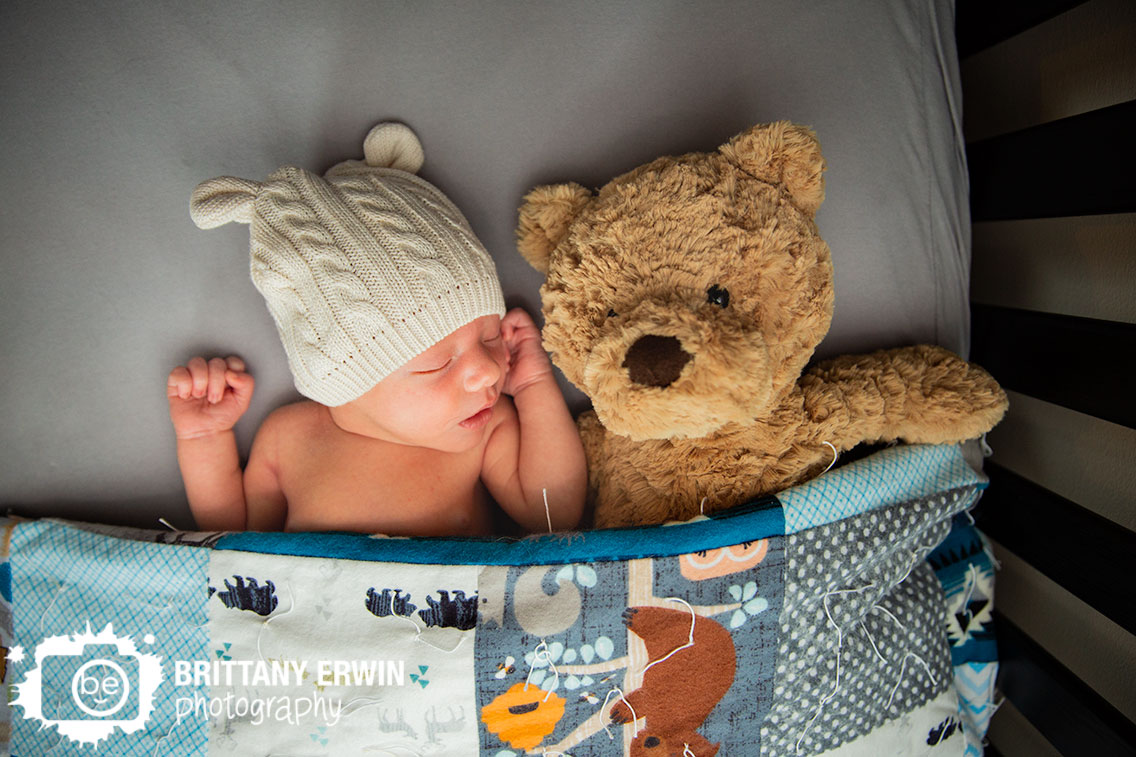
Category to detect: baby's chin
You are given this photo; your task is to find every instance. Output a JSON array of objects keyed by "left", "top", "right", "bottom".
[{"left": 407, "top": 424, "right": 490, "bottom": 454}]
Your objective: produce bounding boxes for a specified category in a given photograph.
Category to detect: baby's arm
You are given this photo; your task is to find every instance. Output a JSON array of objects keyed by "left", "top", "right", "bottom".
[
  {"left": 482, "top": 309, "right": 587, "bottom": 533},
  {"left": 167, "top": 356, "right": 285, "bottom": 531}
]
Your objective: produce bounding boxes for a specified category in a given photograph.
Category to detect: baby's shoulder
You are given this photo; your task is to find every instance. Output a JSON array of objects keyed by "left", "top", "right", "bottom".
[
  {"left": 251, "top": 401, "right": 333, "bottom": 470},
  {"left": 257, "top": 400, "right": 327, "bottom": 442}
]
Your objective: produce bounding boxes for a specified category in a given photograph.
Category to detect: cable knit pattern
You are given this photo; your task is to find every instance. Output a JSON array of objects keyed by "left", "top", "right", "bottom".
[{"left": 190, "top": 122, "right": 505, "bottom": 406}]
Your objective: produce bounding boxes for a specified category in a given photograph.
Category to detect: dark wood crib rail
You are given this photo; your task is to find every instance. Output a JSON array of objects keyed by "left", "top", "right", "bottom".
[{"left": 958, "top": 1, "right": 1136, "bottom": 755}]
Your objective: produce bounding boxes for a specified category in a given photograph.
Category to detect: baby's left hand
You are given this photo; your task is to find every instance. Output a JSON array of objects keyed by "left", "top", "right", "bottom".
[{"left": 501, "top": 307, "right": 553, "bottom": 396}]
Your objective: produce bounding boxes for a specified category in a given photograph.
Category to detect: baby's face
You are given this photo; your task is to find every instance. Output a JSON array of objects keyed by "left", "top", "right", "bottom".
[{"left": 330, "top": 315, "right": 508, "bottom": 452}]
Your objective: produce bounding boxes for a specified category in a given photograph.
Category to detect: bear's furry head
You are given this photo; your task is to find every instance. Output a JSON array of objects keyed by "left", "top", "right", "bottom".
[{"left": 517, "top": 122, "right": 832, "bottom": 441}]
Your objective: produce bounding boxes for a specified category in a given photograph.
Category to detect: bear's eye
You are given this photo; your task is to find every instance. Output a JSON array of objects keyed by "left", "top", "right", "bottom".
[
  {"left": 607, "top": 309, "right": 617, "bottom": 319},
  {"left": 707, "top": 284, "right": 730, "bottom": 308},
  {"left": 644, "top": 736, "right": 661, "bottom": 748}
]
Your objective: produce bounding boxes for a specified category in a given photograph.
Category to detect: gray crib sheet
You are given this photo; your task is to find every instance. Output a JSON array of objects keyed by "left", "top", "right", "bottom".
[{"left": 0, "top": 0, "right": 970, "bottom": 526}]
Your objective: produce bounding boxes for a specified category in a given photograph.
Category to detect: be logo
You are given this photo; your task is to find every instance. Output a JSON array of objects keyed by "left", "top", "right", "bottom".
[
  {"left": 70, "top": 655, "right": 137, "bottom": 718},
  {"left": 12, "top": 622, "right": 164, "bottom": 747}
]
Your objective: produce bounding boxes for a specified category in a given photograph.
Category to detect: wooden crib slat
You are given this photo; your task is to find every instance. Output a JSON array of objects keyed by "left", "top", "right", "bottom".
[
  {"left": 995, "top": 611, "right": 1136, "bottom": 757},
  {"left": 970, "top": 303, "right": 1136, "bottom": 430},
  {"left": 974, "top": 462, "right": 1136, "bottom": 636},
  {"left": 970, "top": 214, "right": 1136, "bottom": 326},
  {"left": 959, "top": 2, "right": 1136, "bottom": 752},
  {"left": 967, "top": 99, "right": 1136, "bottom": 222},
  {"left": 955, "top": 0, "right": 1090, "bottom": 58}
]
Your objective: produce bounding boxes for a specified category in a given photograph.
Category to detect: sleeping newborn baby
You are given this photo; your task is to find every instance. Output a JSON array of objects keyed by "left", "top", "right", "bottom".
[{"left": 167, "top": 123, "right": 586, "bottom": 537}]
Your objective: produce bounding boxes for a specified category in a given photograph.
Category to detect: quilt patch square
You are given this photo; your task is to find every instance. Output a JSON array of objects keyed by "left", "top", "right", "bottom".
[
  {"left": 475, "top": 536, "right": 785, "bottom": 755},
  {"left": 205, "top": 550, "right": 479, "bottom": 755},
  {"left": 779, "top": 444, "right": 984, "bottom": 533},
  {"left": 7, "top": 520, "right": 210, "bottom": 756}
]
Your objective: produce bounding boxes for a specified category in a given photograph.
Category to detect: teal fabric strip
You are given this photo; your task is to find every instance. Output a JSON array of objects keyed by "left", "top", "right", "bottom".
[
  {"left": 216, "top": 496, "right": 785, "bottom": 565},
  {"left": 778, "top": 443, "right": 987, "bottom": 534}
]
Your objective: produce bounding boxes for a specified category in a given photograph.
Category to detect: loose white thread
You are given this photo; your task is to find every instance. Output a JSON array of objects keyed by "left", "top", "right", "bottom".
[
  {"left": 149, "top": 591, "right": 210, "bottom": 631},
  {"left": 960, "top": 564, "right": 979, "bottom": 613},
  {"left": 886, "top": 652, "right": 938, "bottom": 710},
  {"left": 151, "top": 716, "right": 179, "bottom": 757},
  {"left": 683, "top": 745, "right": 696, "bottom": 757},
  {"left": 543, "top": 488, "right": 553, "bottom": 534},
  {"left": 860, "top": 620, "right": 886, "bottom": 664},
  {"left": 158, "top": 517, "right": 179, "bottom": 531},
  {"left": 795, "top": 584, "right": 875, "bottom": 754},
  {"left": 869, "top": 603, "right": 940, "bottom": 714},
  {"left": 388, "top": 612, "right": 467, "bottom": 654},
  {"left": 699, "top": 497, "right": 708, "bottom": 516},
  {"left": 821, "top": 442, "right": 839, "bottom": 474},
  {"left": 524, "top": 639, "right": 560, "bottom": 702},
  {"left": 39, "top": 580, "right": 68, "bottom": 638},
  {"left": 894, "top": 543, "right": 939, "bottom": 585},
  {"left": 601, "top": 687, "right": 640, "bottom": 740},
  {"left": 151, "top": 597, "right": 209, "bottom": 633},
  {"left": 641, "top": 598, "right": 696, "bottom": 676},
  {"left": 42, "top": 737, "right": 67, "bottom": 757},
  {"left": 337, "top": 695, "right": 385, "bottom": 718},
  {"left": 256, "top": 582, "right": 296, "bottom": 663},
  {"left": 980, "top": 433, "right": 993, "bottom": 457},
  {"left": 871, "top": 603, "right": 907, "bottom": 633}
]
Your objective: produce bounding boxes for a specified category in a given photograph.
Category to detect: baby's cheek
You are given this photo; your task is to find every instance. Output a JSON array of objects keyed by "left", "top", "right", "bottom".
[
  {"left": 400, "top": 386, "right": 448, "bottom": 423},
  {"left": 418, "top": 389, "right": 450, "bottom": 416}
]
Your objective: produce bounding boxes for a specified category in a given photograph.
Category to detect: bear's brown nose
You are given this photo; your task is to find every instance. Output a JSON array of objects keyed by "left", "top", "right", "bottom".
[{"left": 622, "top": 335, "right": 692, "bottom": 388}]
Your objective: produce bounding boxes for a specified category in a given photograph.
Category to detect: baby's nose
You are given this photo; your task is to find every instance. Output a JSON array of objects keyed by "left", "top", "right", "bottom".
[{"left": 462, "top": 344, "right": 504, "bottom": 391}]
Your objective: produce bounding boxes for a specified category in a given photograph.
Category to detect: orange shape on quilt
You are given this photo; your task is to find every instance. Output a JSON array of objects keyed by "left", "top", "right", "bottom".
[
  {"left": 680, "top": 539, "right": 769, "bottom": 581},
  {"left": 481, "top": 681, "right": 567, "bottom": 750}
]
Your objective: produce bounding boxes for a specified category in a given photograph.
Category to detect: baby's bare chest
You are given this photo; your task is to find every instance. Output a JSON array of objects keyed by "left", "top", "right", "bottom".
[{"left": 277, "top": 433, "right": 493, "bottom": 536}]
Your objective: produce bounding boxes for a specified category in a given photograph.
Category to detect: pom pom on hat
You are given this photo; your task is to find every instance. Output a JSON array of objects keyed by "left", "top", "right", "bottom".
[
  {"left": 323, "top": 121, "right": 426, "bottom": 178},
  {"left": 189, "top": 122, "right": 505, "bottom": 406},
  {"left": 363, "top": 122, "right": 425, "bottom": 172}
]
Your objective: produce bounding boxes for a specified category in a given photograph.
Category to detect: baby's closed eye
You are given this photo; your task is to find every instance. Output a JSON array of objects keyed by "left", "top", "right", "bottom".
[{"left": 413, "top": 357, "right": 452, "bottom": 374}]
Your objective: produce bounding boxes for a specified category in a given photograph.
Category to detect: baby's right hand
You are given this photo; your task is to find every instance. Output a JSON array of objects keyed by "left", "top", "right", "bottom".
[{"left": 167, "top": 356, "right": 254, "bottom": 440}]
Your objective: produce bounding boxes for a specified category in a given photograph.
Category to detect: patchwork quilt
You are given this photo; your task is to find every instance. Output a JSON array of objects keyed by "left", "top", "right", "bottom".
[{"left": 0, "top": 443, "right": 997, "bottom": 756}]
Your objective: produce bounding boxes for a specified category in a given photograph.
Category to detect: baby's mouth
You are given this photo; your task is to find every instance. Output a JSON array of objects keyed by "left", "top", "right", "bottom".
[{"left": 461, "top": 395, "right": 498, "bottom": 423}]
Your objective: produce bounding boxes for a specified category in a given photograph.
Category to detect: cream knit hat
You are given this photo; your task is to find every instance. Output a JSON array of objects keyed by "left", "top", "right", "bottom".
[{"left": 189, "top": 122, "right": 506, "bottom": 406}]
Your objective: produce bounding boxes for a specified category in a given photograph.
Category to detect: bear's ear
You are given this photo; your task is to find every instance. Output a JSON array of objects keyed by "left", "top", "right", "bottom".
[
  {"left": 718, "top": 122, "right": 826, "bottom": 217},
  {"left": 190, "top": 176, "right": 262, "bottom": 229},
  {"left": 516, "top": 183, "right": 593, "bottom": 274}
]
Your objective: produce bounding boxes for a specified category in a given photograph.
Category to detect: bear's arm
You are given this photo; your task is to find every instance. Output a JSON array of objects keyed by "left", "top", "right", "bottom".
[{"left": 801, "top": 345, "right": 1007, "bottom": 449}]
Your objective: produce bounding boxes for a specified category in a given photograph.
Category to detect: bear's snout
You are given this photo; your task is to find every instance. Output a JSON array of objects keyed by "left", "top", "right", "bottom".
[{"left": 622, "top": 335, "right": 691, "bottom": 388}]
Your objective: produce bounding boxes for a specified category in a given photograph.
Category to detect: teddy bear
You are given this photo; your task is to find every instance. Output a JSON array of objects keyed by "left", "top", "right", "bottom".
[{"left": 515, "top": 121, "right": 1008, "bottom": 528}]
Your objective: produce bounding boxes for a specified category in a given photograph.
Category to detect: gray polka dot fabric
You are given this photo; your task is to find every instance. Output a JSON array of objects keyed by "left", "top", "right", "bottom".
[{"left": 760, "top": 488, "right": 970, "bottom": 756}]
